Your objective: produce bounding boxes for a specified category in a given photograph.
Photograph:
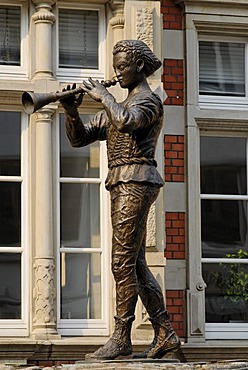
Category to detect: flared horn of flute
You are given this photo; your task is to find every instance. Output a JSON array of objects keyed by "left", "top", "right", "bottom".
[
  {"left": 21, "top": 87, "right": 83, "bottom": 115},
  {"left": 22, "top": 92, "right": 57, "bottom": 114}
]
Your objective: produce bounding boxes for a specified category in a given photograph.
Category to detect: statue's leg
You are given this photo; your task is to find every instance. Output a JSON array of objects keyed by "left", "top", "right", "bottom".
[
  {"left": 135, "top": 215, "right": 181, "bottom": 359},
  {"left": 86, "top": 182, "right": 152, "bottom": 360}
]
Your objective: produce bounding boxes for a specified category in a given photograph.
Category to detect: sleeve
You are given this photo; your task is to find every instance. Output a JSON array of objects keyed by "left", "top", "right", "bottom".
[
  {"left": 65, "top": 109, "right": 108, "bottom": 147},
  {"left": 101, "top": 92, "right": 163, "bottom": 134}
]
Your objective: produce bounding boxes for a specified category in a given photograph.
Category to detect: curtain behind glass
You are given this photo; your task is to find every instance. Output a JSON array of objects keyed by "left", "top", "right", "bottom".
[
  {"left": 0, "top": 6, "right": 20, "bottom": 65},
  {"left": 199, "top": 41, "right": 245, "bottom": 96},
  {"left": 59, "top": 8, "right": 98, "bottom": 69}
]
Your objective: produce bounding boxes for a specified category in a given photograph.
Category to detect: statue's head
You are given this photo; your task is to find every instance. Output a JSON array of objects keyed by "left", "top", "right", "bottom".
[{"left": 113, "top": 39, "right": 161, "bottom": 77}]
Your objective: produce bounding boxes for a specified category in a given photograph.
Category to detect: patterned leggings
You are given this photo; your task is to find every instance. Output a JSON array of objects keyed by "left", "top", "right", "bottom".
[{"left": 110, "top": 182, "right": 166, "bottom": 320}]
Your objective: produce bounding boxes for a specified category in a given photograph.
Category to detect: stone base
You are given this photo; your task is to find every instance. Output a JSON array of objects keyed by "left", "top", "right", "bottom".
[{"left": 61, "top": 359, "right": 248, "bottom": 370}]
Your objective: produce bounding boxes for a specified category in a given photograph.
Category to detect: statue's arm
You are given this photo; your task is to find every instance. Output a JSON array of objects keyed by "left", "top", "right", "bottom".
[{"left": 65, "top": 110, "right": 107, "bottom": 147}]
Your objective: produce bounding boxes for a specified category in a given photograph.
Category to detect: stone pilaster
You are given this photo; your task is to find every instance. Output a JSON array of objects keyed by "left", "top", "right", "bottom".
[
  {"left": 32, "top": 107, "right": 59, "bottom": 339},
  {"left": 31, "top": 1, "right": 57, "bottom": 79}
]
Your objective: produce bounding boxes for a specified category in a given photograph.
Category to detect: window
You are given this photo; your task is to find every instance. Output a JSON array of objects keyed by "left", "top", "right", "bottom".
[
  {"left": 0, "top": 5, "right": 21, "bottom": 66},
  {"left": 199, "top": 41, "right": 245, "bottom": 97},
  {"left": 56, "top": 4, "right": 105, "bottom": 81},
  {"left": 200, "top": 135, "right": 248, "bottom": 339},
  {"left": 0, "top": 2, "right": 28, "bottom": 79},
  {"left": 198, "top": 38, "right": 248, "bottom": 108},
  {"left": 57, "top": 113, "right": 109, "bottom": 336},
  {"left": 0, "top": 111, "right": 29, "bottom": 336}
]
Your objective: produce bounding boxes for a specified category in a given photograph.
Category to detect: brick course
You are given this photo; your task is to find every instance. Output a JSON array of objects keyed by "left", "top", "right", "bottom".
[
  {"left": 163, "top": 59, "right": 184, "bottom": 106},
  {"left": 161, "top": 0, "right": 182, "bottom": 30},
  {"left": 164, "top": 135, "right": 184, "bottom": 182},
  {"left": 166, "top": 290, "right": 185, "bottom": 337},
  {"left": 165, "top": 212, "right": 185, "bottom": 259}
]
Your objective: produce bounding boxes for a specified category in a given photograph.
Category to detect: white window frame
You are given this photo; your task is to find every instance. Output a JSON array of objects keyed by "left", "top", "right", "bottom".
[
  {"left": 199, "top": 35, "right": 248, "bottom": 109},
  {"left": 184, "top": 1, "right": 248, "bottom": 344},
  {"left": 55, "top": 110, "right": 110, "bottom": 336},
  {"left": 200, "top": 131, "right": 248, "bottom": 340},
  {"left": 0, "top": 1, "right": 29, "bottom": 80},
  {"left": 0, "top": 110, "right": 29, "bottom": 337},
  {"left": 55, "top": 2, "right": 106, "bottom": 83}
]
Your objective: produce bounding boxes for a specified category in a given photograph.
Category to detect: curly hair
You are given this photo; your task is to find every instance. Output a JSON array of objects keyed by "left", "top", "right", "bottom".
[{"left": 113, "top": 39, "right": 161, "bottom": 77}]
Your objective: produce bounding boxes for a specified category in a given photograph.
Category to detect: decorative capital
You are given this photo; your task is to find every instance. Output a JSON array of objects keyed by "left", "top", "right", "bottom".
[
  {"left": 35, "top": 107, "right": 55, "bottom": 121},
  {"left": 32, "top": 3, "right": 56, "bottom": 24},
  {"left": 109, "top": 0, "right": 125, "bottom": 29},
  {"left": 109, "top": 15, "right": 125, "bottom": 29}
]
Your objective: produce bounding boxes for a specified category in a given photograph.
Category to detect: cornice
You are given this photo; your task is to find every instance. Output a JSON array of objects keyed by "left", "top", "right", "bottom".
[{"left": 196, "top": 117, "right": 248, "bottom": 132}]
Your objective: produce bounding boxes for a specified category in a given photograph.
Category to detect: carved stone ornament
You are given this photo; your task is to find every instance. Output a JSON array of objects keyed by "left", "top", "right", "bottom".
[
  {"left": 136, "top": 8, "right": 154, "bottom": 50},
  {"left": 33, "top": 258, "right": 56, "bottom": 328}
]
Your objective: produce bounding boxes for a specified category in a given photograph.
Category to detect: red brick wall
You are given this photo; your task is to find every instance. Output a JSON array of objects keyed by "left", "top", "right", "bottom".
[
  {"left": 166, "top": 290, "right": 185, "bottom": 337},
  {"left": 163, "top": 59, "right": 184, "bottom": 106},
  {"left": 161, "top": 0, "right": 182, "bottom": 30},
  {"left": 162, "top": 0, "right": 186, "bottom": 341},
  {"left": 165, "top": 212, "right": 185, "bottom": 259},
  {"left": 164, "top": 134, "right": 184, "bottom": 182}
]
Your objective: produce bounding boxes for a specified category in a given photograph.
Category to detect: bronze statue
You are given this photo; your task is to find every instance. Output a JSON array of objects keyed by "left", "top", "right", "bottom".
[{"left": 60, "top": 39, "right": 181, "bottom": 360}]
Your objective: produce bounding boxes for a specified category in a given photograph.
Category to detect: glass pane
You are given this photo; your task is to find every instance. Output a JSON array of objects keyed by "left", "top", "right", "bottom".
[
  {"left": 0, "top": 182, "right": 21, "bottom": 247},
  {"left": 200, "top": 137, "right": 246, "bottom": 195},
  {"left": 199, "top": 41, "right": 245, "bottom": 96},
  {"left": 0, "top": 6, "right": 21, "bottom": 65},
  {"left": 61, "top": 253, "right": 101, "bottom": 319},
  {"left": 0, "top": 112, "right": 21, "bottom": 176},
  {"left": 0, "top": 253, "right": 21, "bottom": 319},
  {"left": 59, "top": 9, "right": 98, "bottom": 69},
  {"left": 60, "top": 114, "right": 100, "bottom": 178},
  {"left": 203, "top": 263, "right": 248, "bottom": 323},
  {"left": 60, "top": 183, "right": 100, "bottom": 248},
  {"left": 202, "top": 200, "right": 248, "bottom": 258}
]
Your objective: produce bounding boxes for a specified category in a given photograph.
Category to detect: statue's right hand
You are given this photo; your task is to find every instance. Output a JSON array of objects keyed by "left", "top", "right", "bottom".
[{"left": 59, "top": 83, "right": 84, "bottom": 113}]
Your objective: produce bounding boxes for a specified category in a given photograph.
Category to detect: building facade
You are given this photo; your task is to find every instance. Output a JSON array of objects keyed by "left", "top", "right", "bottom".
[{"left": 1, "top": 0, "right": 248, "bottom": 365}]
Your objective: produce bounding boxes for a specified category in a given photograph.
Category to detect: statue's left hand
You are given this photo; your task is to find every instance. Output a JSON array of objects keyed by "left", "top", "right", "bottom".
[{"left": 80, "top": 78, "right": 110, "bottom": 102}]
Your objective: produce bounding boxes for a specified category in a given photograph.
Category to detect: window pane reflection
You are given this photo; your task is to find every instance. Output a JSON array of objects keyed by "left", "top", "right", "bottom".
[
  {"left": 59, "top": 9, "right": 98, "bottom": 69},
  {"left": 0, "top": 112, "right": 21, "bottom": 176},
  {"left": 0, "top": 253, "right": 21, "bottom": 319},
  {"left": 0, "top": 6, "right": 21, "bottom": 66},
  {"left": 61, "top": 253, "right": 101, "bottom": 319},
  {"left": 60, "top": 183, "right": 100, "bottom": 248},
  {"left": 199, "top": 42, "right": 245, "bottom": 97},
  {"left": 200, "top": 137, "right": 246, "bottom": 195},
  {"left": 203, "top": 263, "right": 248, "bottom": 323},
  {"left": 60, "top": 114, "right": 100, "bottom": 178},
  {"left": 0, "top": 182, "right": 21, "bottom": 247},
  {"left": 201, "top": 200, "right": 248, "bottom": 258}
]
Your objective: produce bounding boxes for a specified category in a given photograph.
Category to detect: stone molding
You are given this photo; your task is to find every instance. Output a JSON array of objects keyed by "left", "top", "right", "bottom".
[{"left": 32, "top": 0, "right": 57, "bottom": 6}]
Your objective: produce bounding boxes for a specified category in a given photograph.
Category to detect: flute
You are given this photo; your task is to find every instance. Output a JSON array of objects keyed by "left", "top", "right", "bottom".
[{"left": 22, "top": 77, "right": 118, "bottom": 115}]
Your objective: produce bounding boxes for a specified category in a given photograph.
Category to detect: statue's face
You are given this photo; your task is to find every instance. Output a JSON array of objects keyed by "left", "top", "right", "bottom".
[{"left": 113, "top": 51, "right": 142, "bottom": 89}]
